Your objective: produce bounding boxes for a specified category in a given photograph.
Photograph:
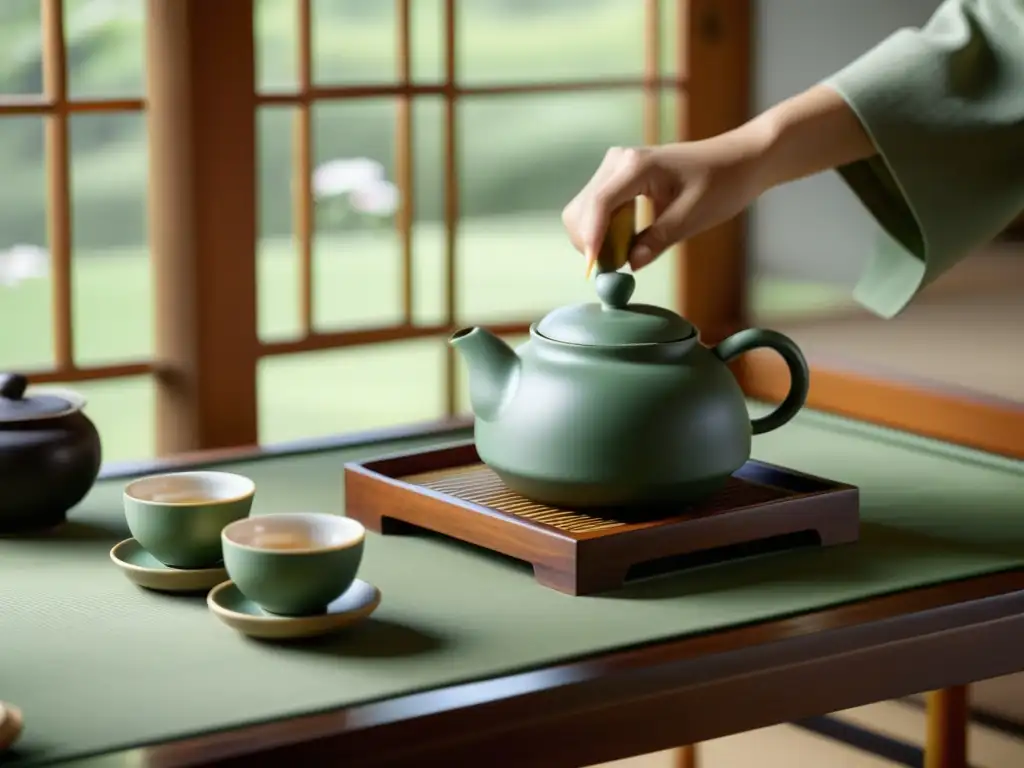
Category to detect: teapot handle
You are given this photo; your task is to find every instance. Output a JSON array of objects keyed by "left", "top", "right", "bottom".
[{"left": 711, "top": 329, "right": 809, "bottom": 436}]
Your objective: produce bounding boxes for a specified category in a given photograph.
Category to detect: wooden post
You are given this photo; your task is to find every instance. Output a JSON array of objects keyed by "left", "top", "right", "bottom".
[
  {"left": 676, "top": 0, "right": 750, "bottom": 342},
  {"left": 442, "top": 0, "right": 460, "bottom": 416},
  {"left": 925, "top": 686, "right": 969, "bottom": 768},
  {"left": 145, "top": 0, "right": 260, "bottom": 453},
  {"left": 40, "top": 0, "right": 74, "bottom": 372},
  {"left": 673, "top": 743, "right": 699, "bottom": 768}
]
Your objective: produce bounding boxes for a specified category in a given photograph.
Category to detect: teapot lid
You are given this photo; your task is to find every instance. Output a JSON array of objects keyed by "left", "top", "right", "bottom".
[
  {"left": 0, "top": 373, "right": 84, "bottom": 423},
  {"left": 535, "top": 271, "right": 695, "bottom": 346}
]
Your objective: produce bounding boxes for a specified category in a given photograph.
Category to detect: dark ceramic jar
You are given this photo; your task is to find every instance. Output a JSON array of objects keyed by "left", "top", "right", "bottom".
[{"left": 0, "top": 373, "right": 102, "bottom": 532}]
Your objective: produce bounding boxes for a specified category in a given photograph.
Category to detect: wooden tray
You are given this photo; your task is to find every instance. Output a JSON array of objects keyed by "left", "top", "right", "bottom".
[{"left": 344, "top": 443, "right": 860, "bottom": 596}]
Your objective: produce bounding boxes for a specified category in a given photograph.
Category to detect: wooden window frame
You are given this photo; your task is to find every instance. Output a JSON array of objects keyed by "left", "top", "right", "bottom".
[
  {"left": 1, "top": 0, "right": 149, "bottom": 385},
  {"left": 16, "top": 0, "right": 1018, "bottom": 462},
  {"left": 8, "top": 0, "right": 752, "bottom": 458}
]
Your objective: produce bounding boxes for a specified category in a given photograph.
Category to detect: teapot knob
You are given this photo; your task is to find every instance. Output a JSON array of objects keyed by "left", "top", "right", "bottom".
[
  {"left": 0, "top": 373, "right": 27, "bottom": 401},
  {"left": 596, "top": 271, "right": 636, "bottom": 309}
]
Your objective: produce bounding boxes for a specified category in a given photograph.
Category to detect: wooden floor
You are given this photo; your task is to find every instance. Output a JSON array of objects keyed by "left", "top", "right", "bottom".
[
  {"left": 760, "top": 246, "right": 1024, "bottom": 403},
  {"left": 593, "top": 700, "right": 1024, "bottom": 767}
]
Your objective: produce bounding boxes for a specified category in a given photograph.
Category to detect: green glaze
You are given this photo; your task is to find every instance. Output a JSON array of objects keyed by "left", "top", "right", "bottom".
[
  {"left": 221, "top": 513, "right": 365, "bottom": 617},
  {"left": 450, "top": 271, "right": 811, "bottom": 508},
  {"left": 123, "top": 474, "right": 254, "bottom": 569},
  {"left": 535, "top": 270, "right": 695, "bottom": 345},
  {"left": 116, "top": 538, "right": 177, "bottom": 571},
  {"left": 211, "top": 578, "right": 377, "bottom": 619}
]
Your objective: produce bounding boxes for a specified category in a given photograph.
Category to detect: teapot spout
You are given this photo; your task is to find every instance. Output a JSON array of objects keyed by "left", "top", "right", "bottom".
[{"left": 449, "top": 327, "right": 520, "bottom": 422}]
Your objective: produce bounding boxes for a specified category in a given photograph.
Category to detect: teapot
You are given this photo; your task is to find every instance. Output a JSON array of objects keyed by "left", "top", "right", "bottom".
[
  {"left": 449, "top": 271, "right": 810, "bottom": 509},
  {"left": 0, "top": 373, "right": 102, "bottom": 532}
]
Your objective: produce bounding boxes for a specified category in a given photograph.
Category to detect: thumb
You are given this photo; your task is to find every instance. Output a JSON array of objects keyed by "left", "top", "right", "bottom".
[{"left": 627, "top": 185, "right": 702, "bottom": 270}]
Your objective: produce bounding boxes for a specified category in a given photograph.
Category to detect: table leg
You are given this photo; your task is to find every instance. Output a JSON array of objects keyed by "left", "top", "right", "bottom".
[
  {"left": 672, "top": 744, "right": 698, "bottom": 768},
  {"left": 925, "top": 686, "right": 969, "bottom": 768}
]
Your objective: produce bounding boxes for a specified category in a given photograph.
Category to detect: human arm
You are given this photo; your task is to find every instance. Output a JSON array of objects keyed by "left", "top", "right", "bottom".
[
  {"left": 561, "top": 88, "right": 874, "bottom": 273},
  {"left": 562, "top": 0, "right": 1024, "bottom": 318}
]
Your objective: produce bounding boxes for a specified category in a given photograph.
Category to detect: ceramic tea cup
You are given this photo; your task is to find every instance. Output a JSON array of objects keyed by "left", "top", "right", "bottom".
[
  {"left": 221, "top": 512, "right": 365, "bottom": 617},
  {"left": 123, "top": 471, "right": 255, "bottom": 569}
]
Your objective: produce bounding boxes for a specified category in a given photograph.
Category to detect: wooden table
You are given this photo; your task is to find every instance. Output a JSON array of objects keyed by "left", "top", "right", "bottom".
[{"left": 40, "top": 420, "right": 1024, "bottom": 768}]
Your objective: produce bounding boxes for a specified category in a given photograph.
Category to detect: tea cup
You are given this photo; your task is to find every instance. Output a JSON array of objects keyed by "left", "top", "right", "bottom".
[
  {"left": 123, "top": 471, "right": 255, "bottom": 569},
  {"left": 221, "top": 512, "right": 365, "bottom": 616}
]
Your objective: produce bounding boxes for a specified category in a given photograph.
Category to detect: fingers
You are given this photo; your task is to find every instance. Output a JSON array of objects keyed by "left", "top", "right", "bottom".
[
  {"left": 628, "top": 177, "right": 706, "bottom": 271},
  {"left": 562, "top": 147, "right": 652, "bottom": 262}
]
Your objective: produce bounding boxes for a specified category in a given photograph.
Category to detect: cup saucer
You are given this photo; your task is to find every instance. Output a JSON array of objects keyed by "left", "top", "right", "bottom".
[
  {"left": 109, "top": 538, "right": 227, "bottom": 594},
  {"left": 207, "top": 579, "right": 381, "bottom": 640}
]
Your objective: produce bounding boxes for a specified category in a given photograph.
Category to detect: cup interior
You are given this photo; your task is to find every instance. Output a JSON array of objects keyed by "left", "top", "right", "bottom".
[
  {"left": 124, "top": 471, "right": 255, "bottom": 506},
  {"left": 222, "top": 512, "right": 364, "bottom": 553}
]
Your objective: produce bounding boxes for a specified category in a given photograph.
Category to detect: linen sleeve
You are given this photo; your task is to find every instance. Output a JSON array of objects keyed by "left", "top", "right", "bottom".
[{"left": 821, "top": 0, "right": 1024, "bottom": 318}]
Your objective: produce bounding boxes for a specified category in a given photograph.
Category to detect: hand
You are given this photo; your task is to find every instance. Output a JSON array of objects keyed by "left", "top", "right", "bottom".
[
  {"left": 561, "top": 133, "right": 770, "bottom": 272},
  {"left": 561, "top": 84, "right": 875, "bottom": 271}
]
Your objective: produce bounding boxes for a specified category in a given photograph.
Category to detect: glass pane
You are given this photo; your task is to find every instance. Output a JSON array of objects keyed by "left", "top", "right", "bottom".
[
  {"left": 457, "top": 0, "right": 645, "bottom": 85},
  {"left": 659, "top": 89, "right": 678, "bottom": 143},
  {"left": 313, "top": 0, "right": 396, "bottom": 85},
  {"left": 661, "top": 0, "right": 679, "bottom": 76},
  {"left": 74, "top": 375, "right": 155, "bottom": 464},
  {"left": 257, "top": 106, "right": 302, "bottom": 342},
  {"left": 411, "top": 0, "right": 444, "bottom": 83},
  {"left": 0, "top": 117, "right": 52, "bottom": 370},
  {"left": 457, "top": 90, "right": 677, "bottom": 325},
  {"left": 411, "top": 96, "right": 446, "bottom": 326},
  {"left": 255, "top": 0, "right": 298, "bottom": 92},
  {"left": 312, "top": 99, "right": 401, "bottom": 330},
  {"left": 71, "top": 111, "right": 151, "bottom": 364},
  {"left": 454, "top": 332, "right": 528, "bottom": 416},
  {"left": 258, "top": 339, "right": 446, "bottom": 444},
  {"left": 0, "top": 1, "right": 42, "bottom": 96},
  {"left": 64, "top": 0, "right": 145, "bottom": 99}
]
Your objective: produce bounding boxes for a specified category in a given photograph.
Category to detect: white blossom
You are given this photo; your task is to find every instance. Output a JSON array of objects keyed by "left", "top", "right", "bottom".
[
  {"left": 312, "top": 158, "right": 386, "bottom": 200},
  {"left": 0, "top": 244, "right": 49, "bottom": 288},
  {"left": 349, "top": 179, "right": 399, "bottom": 217}
]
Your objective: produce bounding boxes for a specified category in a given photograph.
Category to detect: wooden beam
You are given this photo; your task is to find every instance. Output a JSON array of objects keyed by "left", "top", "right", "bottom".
[
  {"left": 677, "top": 0, "right": 750, "bottom": 342},
  {"left": 41, "top": 0, "right": 74, "bottom": 371},
  {"left": 251, "top": 78, "right": 688, "bottom": 104},
  {"left": 294, "top": 0, "right": 315, "bottom": 336},
  {"left": 740, "top": 351, "right": 1024, "bottom": 460},
  {"left": 673, "top": 744, "right": 699, "bottom": 768},
  {"left": 442, "top": 0, "right": 460, "bottom": 416},
  {"left": 145, "top": 0, "right": 259, "bottom": 453},
  {"left": 925, "top": 686, "right": 969, "bottom": 768},
  {"left": 396, "top": 0, "right": 415, "bottom": 325}
]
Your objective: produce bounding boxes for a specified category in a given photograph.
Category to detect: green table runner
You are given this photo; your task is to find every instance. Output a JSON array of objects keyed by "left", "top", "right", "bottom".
[{"left": 2, "top": 410, "right": 1023, "bottom": 766}]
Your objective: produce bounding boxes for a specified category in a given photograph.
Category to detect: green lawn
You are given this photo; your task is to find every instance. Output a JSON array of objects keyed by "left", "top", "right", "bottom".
[{"left": 1, "top": 212, "right": 851, "bottom": 465}]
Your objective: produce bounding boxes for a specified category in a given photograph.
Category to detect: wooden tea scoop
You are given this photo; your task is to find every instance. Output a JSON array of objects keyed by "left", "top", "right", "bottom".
[
  {"left": 585, "top": 202, "right": 637, "bottom": 279},
  {"left": 0, "top": 702, "right": 23, "bottom": 751}
]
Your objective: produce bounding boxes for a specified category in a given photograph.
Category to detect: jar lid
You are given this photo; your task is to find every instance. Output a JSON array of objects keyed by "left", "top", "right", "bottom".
[
  {"left": 0, "top": 373, "right": 84, "bottom": 423},
  {"left": 534, "top": 271, "right": 695, "bottom": 346}
]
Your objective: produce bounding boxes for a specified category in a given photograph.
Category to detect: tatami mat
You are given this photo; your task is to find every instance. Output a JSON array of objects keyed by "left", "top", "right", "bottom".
[{"left": 592, "top": 700, "right": 1024, "bottom": 768}]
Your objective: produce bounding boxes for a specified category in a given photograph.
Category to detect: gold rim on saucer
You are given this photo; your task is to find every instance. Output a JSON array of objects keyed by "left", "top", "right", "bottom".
[
  {"left": 109, "top": 538, "right": 227, "bottom": 594},
  {"left": 207, "top": 579, "right": 381, "bottom": 640}
]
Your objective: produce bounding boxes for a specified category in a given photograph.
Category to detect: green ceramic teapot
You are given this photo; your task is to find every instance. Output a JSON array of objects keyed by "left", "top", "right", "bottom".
[{"left": 449, "top": 271, "right": 810, "bottom": 509}]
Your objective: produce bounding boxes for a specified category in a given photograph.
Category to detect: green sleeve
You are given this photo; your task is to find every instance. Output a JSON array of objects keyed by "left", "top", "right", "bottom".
[{"left": 821, "top": 0, "right": 1024, "bottom": 318}]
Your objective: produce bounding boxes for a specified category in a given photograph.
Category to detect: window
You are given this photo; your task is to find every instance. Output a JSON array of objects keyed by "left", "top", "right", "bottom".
[
  {"left": 3, "top": 0, "right": 744, "bottom": 463},
  {"left": 0, "top": 0, "right": 153, "bottom": 464}
]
